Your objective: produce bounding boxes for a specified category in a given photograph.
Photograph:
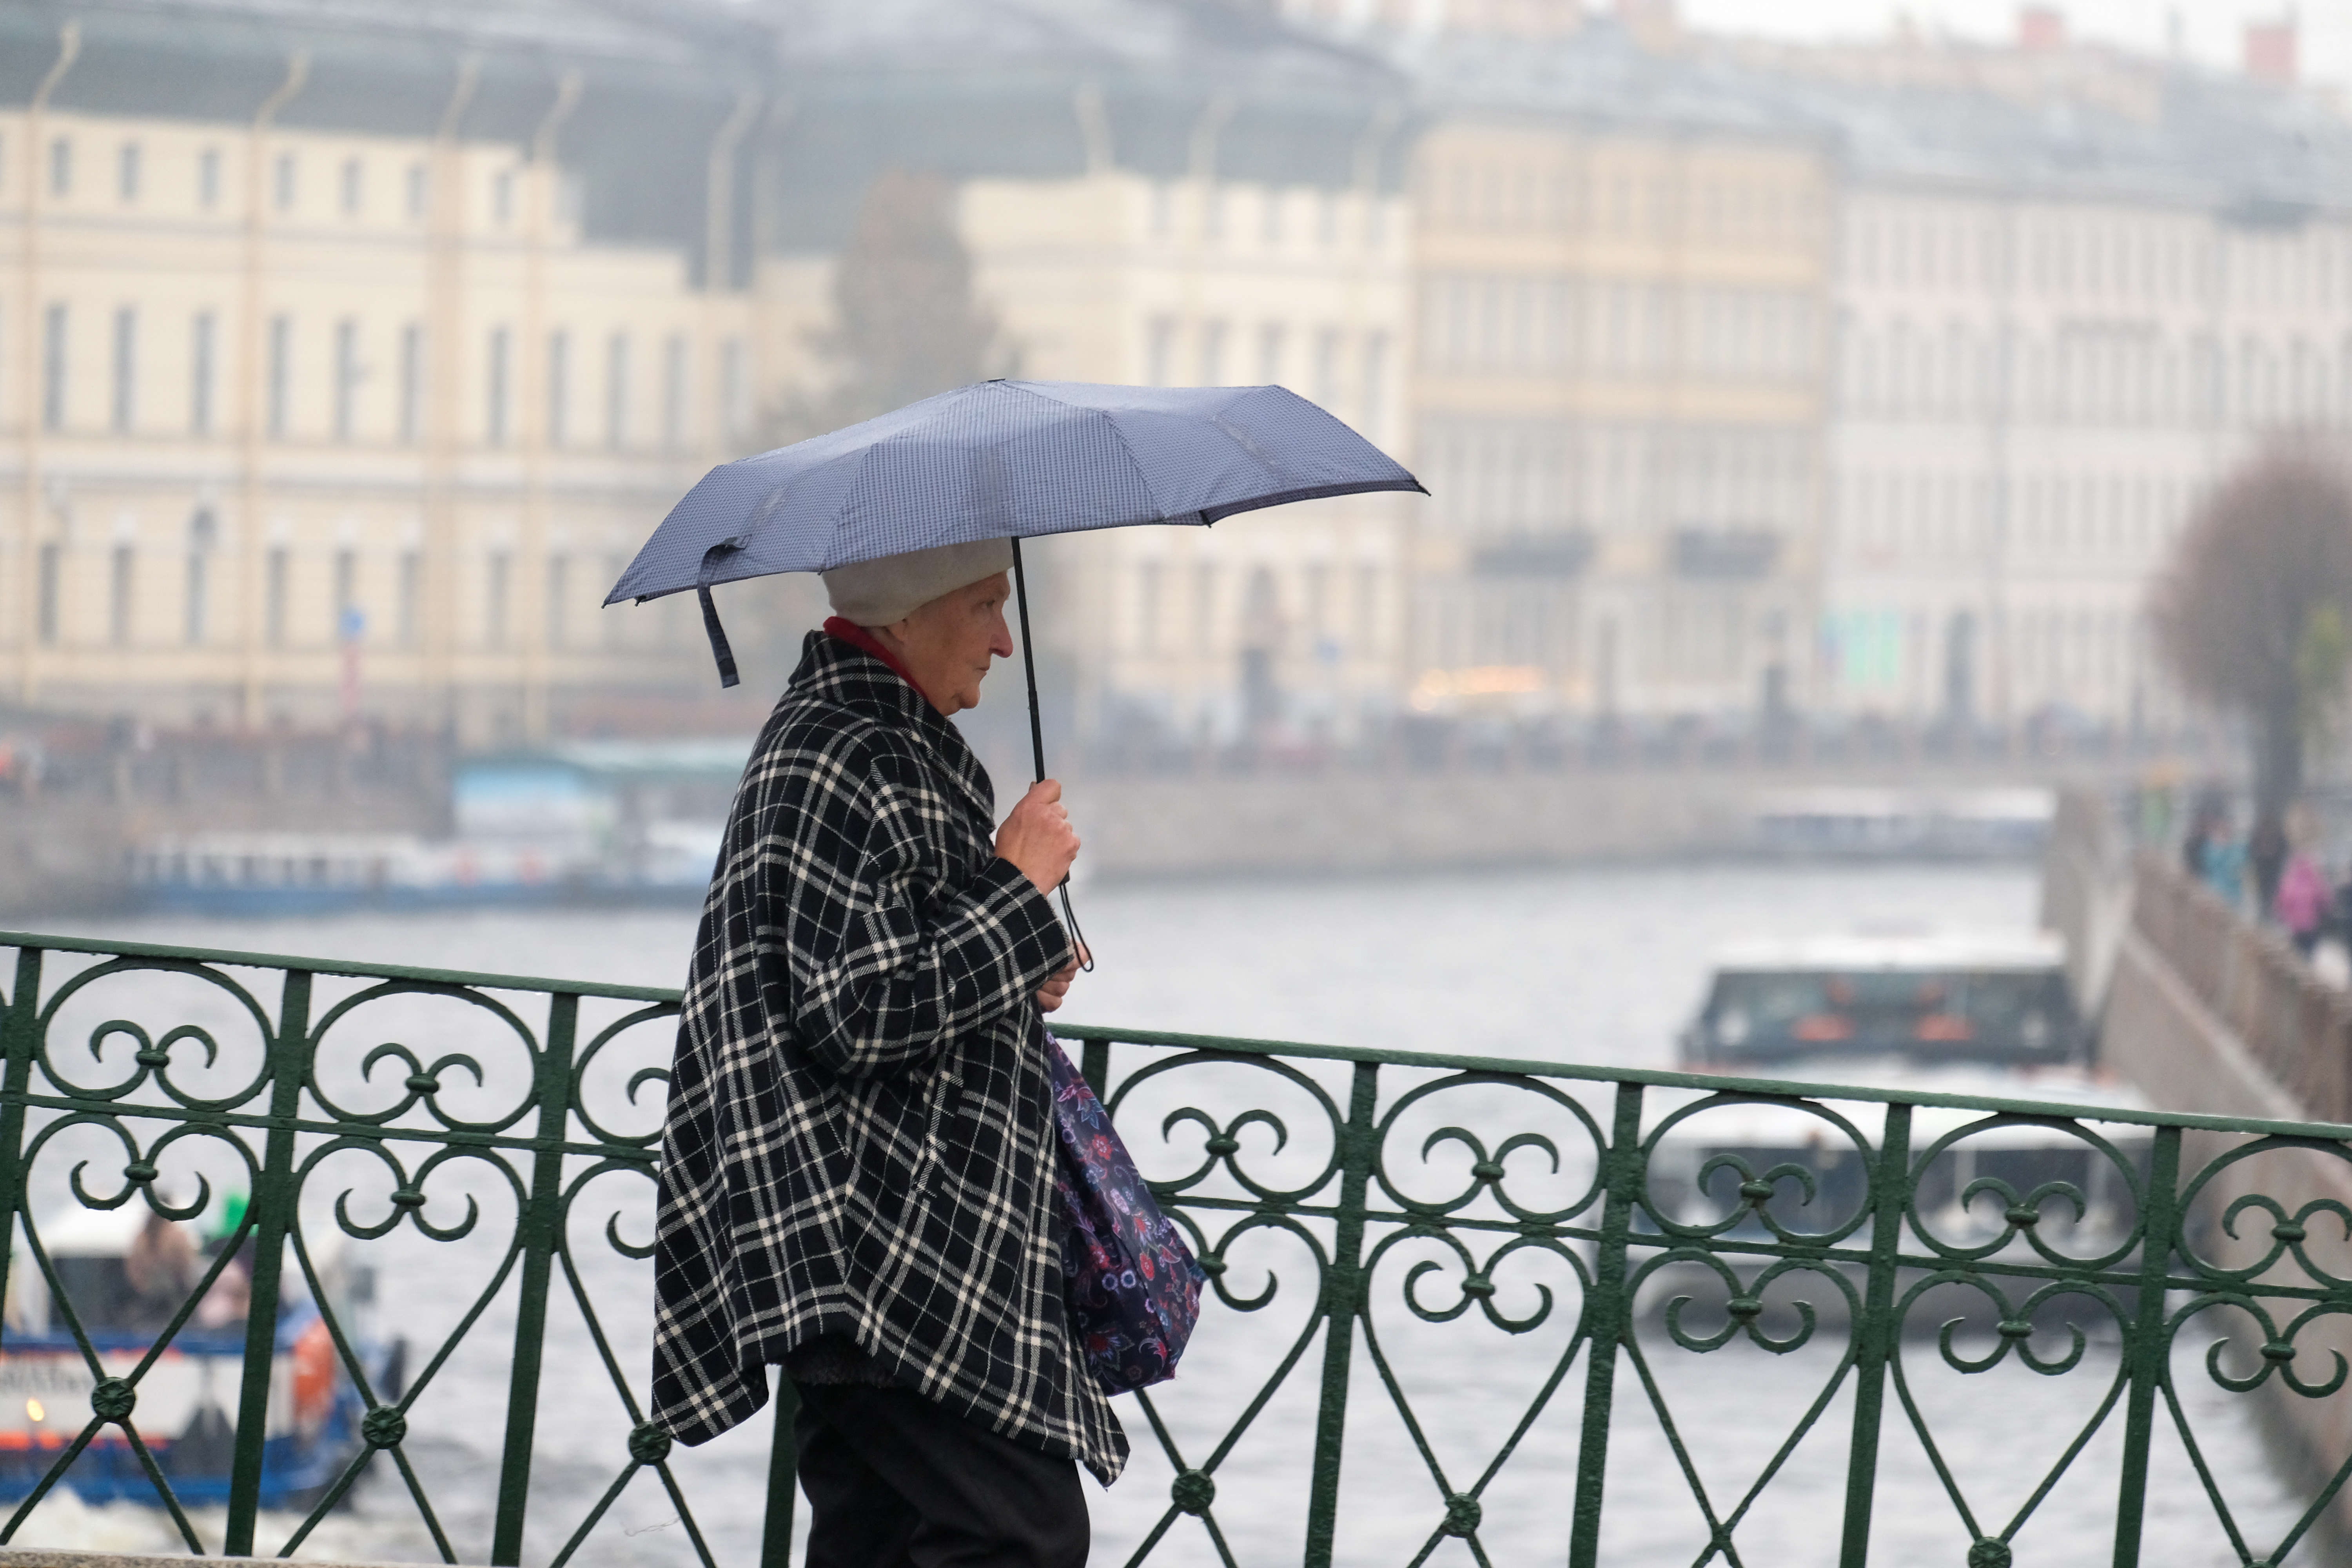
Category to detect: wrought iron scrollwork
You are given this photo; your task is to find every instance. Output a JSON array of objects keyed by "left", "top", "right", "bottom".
[{"left": 7, "top": 942, "right": 2352, "bottom": 1566}]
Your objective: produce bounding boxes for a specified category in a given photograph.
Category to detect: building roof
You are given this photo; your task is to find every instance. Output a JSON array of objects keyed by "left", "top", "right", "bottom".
[
  {"left": 1404, "top": 18, "right": 1820, "bottom": 146},
  {"left": 1712, "top": 35, "right": 2352, "bottom": 216},
  {"left": 1393, "top": 17, "right": 2352, "bottom": 218},
  {"left": 759, "top": 0, "right": 1416, "bottom": 249},
  {"left": 1, "top": 0, "right": 769, "bottom": 261}
]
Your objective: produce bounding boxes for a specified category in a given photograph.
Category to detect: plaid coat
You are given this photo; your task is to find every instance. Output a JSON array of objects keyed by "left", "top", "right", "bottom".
[{"left": 650, "top": 631, "right": 1127, "bottom": 1484}]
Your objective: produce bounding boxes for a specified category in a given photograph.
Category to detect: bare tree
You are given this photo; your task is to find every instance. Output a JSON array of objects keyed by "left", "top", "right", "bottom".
[
  {"left": 766, "top": 167, "right": 1011, "bottom": 444},
  {"left": 2149, "top": 443, "right": 2352, "bottom": 900}
]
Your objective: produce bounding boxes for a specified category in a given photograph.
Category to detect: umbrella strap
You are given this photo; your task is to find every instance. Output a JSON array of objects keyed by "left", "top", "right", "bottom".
[
  {"left": 1011, "top": 537, "right": 1095, "bottom": 975},
  {"left": 698, "top": 540, "right": 745, "bottom": 689}
]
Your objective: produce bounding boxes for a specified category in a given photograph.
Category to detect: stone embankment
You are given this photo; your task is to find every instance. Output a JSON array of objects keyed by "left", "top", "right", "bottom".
[{"left": 2043, "top": 791, "right": 2352, "bottom": 1544}]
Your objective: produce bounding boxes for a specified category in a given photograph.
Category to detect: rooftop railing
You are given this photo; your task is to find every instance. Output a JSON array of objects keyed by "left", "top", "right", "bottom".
[{"left": 2, "top": 931, "right": 2350, "bottom": 1564}]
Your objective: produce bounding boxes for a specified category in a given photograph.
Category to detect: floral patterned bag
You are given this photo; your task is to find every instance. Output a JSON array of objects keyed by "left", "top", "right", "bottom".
[{"left": 1046, "top": 1034, "right": 1207, "bottom": 1394}]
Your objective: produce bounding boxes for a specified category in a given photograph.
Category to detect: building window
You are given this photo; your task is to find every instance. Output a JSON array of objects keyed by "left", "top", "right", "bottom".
[
  {"left": 546, "top": 330, "right": 570, "bottom": 446},
  {"left": 267, "top": 315, "right": 292, "bottom": 438},
  {"left": 185, "top": 508, "right": 215, "bottom": 645},
  {"left": 397, "top": 550, "right": 421, "bottom": 646},
  {"left": 399, "top": 323, "right": 423, "bottom": 444},
  {"left": 1198, "top": 320, "right": 1227, "bottom": 386},
  {"left": 334, "top": 548, "right": 358, "bottom": 638},
  {"left": 190, "top": 312, "right": 216, "bottom": 436},
  {"left": 274, "top": 152, "right": 296, "bottom": 212},
  {"left": 198, "top": 147, "right": 221, "bottom": 209},
  {"left": 605, "top": 332, "right": 630, "bottom": 449},
  {"left": 547, "top": 555, "right": 569, "bottom": 649},
  {"left": 334, "top": 319, "right": 360, "bottom": 441},
  {"left": 265, "top": 547, "right": 289, "bottom": 646},
  {"left": 1314, "top": 327, "right": 1342, "bottom": 409},
  {"left": 486, "top": 327, "right": 511, "bottom": 446},
  {"left": 1137, "top": 561, "right": 1161, "bottom": 653},
  {"left": 1354, "top": 563, "right": 1379, "bottom": 651},
  {"left": 406, "top": 163, "right": 427, "bottom": 220},
  {"left": 486, "top": 552, "right": 511, "bottom": 646},
  {"left": 49, "top": 138, "right": 70, "bottom": 197},
  {"left": 36, "top": 544, "right": 61, "bottom": 647},
  {"left": 1257, "top": 323, "right": 1285, "bottom": 385},
  {"left": 721, "top": 336, "right": 748, "bottom": 445},
  {"left": 118, "top": 142, "right": 140, "bottom": 202},
  {"left": 1146, "top": 316, "right": 1176, "bottom": 387},
  {"left": 109, "top": 544, "right": 134, "bottom": 647},
  {"left": 340, "top": 158, "right": 362, "bottom": 216},
  {"left": 42, "top": 304, "right": 67, "bottom": 431},
  {"left": 1361, "top": 331, "right": 1388, "bottom": 437},
  {"left": 662, "top": 334, "right": 688, "bottom": 450},
  {"left": 493, "top": 170, "right": 514, "bottom": 226},
  {"left": 111, "top": 307, "right": 136, "bottom": 433}
]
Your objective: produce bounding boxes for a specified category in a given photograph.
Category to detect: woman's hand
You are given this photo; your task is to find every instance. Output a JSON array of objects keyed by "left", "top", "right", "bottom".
[{"left": 1034, "top": 944, "right": 1087, "bottom": 1013}]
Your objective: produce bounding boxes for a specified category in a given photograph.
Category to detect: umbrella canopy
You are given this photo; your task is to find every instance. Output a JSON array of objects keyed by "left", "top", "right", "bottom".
[
  {"left": 605, "top": 377, "right": 1423, "bottom": 971},
  {"left": 604, "top": 378, "right": 1423, "bottom": 612}
]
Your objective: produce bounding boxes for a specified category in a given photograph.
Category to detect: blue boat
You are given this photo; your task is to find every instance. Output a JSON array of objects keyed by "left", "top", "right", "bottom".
[{"left": 1, "top": 1202, "right": 402, "bottom": 1511}]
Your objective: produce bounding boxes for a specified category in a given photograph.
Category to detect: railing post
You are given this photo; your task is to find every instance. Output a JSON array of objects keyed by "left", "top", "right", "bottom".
[
  {"left": 760, "top": 1375, "right": 803, "bottom": 1568},
  {"left": 1567, "top": 1080, "right": 1644, "bottom": 1568},
  {"left": 491, "top": 990, "right": 580, "bottom": 1565},
  {"left": 1079, "top": 1036, "right": 1111, "bottom": 1099},
  {"left": 2112, "top": 1123, "right": 2183, "bottom": 1567},
  {"left": 225, "top": 968, "right": 312, "bottom": 1556},
  {"left": 0, "top": 948, "right": 41, "bottom": 1362},
  {"left": 1302, "top": 1060, "right": 1381, "bottom": 1568},
  {"left": 1837, "top": 1099, "right": 1912, "bottom": 1568}
]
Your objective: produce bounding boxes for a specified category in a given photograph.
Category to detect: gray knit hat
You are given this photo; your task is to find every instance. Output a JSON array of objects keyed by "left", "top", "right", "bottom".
[{"left": 821, "top": 539, "right": 1014, "bottom": 627}]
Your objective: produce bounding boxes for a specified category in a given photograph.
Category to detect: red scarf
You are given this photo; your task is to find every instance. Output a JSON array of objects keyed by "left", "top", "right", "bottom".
[{"left": 824, "top": 617, "right": 931, "bottom": 706}]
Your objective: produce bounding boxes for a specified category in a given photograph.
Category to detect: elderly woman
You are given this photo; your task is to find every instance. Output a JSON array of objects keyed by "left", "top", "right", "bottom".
[{"left": 650, "top": 539, "right": 1123, "bottom": 1568}]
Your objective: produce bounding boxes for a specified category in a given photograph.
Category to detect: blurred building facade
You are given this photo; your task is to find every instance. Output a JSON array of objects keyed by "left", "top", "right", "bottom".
[
  {"left": 1406, "top": 29, "right": 1832, "bottom": 727},
  {"left": 7, "top": 0, "right": 2352, "bottom": 754},
  {"left": 751, "top": 0, "right": 1417, "bottom": 755},
  {"left": 0, "top": 0, "right": 779, "bottom": 743},
  {"left": 1788, "top": 23, "right": 2352, "bottom": 737}
]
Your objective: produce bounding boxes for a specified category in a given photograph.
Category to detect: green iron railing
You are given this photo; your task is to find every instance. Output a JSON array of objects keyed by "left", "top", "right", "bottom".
[{"left": 2, "top": 930, "right": 2351, "bottom": 1563}]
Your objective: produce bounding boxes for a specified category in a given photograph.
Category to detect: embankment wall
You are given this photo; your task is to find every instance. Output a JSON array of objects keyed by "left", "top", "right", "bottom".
[{"left": 2046, "top": 806, "right": 2352, "bottom": 1548}]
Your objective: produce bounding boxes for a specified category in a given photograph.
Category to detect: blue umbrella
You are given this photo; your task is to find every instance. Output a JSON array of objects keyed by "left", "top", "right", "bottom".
[
  {"left": 606, "top": 377, "right": 1425, "bottom": 961},
  {"left": 606, "top": 377, "right": 1422, "bottom": 762}
]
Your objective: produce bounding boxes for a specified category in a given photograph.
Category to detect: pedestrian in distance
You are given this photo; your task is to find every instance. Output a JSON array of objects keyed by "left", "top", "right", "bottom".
[
  {"left": 2276, "top": 843, "right": 2330, "bottom": 956},
  {"left": 2197, "top": 804, "right": 2249, "bottom": 913},
  {"left": 649, "top": 538, "right": 1120, "bottom": 1568}
]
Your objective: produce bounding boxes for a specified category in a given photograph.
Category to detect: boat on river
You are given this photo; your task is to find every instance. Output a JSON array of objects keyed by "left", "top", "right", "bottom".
[
  {"left": 0, "top": 1202, "right": 401, "bottom": 1510},
  {"left": 1644, "top": 931, "right": 2151, "bottom": 1331}
]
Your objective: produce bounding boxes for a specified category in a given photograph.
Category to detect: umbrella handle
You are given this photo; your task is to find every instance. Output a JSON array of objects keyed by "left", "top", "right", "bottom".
[{"left": 1010, "top": 537, "right": 1096, "bottom": 975}]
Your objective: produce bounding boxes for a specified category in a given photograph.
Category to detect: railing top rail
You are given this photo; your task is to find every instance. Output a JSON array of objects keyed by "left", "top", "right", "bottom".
[
  {"left": 1049, "top": 1022, "right": 2352, "bottom": 1141},
  {"left": 5, "top": 928, "right": 2348, "bottom": 1142},
  {"left": 0, "top": 928, "right": 683, "bottom": 1005}
]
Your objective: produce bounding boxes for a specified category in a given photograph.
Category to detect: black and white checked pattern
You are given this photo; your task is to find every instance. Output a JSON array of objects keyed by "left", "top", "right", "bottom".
[{"left": 650, "top": 631, "right": 1126, "bottom": 1484}]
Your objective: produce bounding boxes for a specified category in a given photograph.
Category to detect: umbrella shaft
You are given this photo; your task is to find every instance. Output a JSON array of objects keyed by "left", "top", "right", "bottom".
[{"left": 1011, "top": 537, "right": 1047, "bottom": 786}]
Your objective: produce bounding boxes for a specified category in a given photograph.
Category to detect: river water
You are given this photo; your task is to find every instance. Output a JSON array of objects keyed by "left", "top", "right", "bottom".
[{"left": 3, "top": 862, "right": 2316, "bottom": 1565}]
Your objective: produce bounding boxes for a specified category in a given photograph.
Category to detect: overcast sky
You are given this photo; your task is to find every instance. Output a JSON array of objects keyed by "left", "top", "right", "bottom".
[{"left": 1676, "top": 1, "right": 2350, "bottom": 94}]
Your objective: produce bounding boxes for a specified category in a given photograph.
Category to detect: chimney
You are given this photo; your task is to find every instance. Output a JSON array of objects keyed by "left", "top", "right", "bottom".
[
  {"left": 2017, "top": 5, "right": 2066, "bottom": 54},
  {"left": 2245, "top": 18, "right": 2298, "bottom": 85}
]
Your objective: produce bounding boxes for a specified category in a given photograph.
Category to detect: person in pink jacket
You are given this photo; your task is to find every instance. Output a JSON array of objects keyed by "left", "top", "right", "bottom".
[{"left": 2276, "top": 836, "right": 2331, "bottom": 956}]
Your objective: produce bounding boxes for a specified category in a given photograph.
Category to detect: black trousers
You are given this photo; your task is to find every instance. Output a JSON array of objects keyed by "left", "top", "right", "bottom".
[{"left": 793, "top": 1383, "right": 1089, "bottom": 1568}]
